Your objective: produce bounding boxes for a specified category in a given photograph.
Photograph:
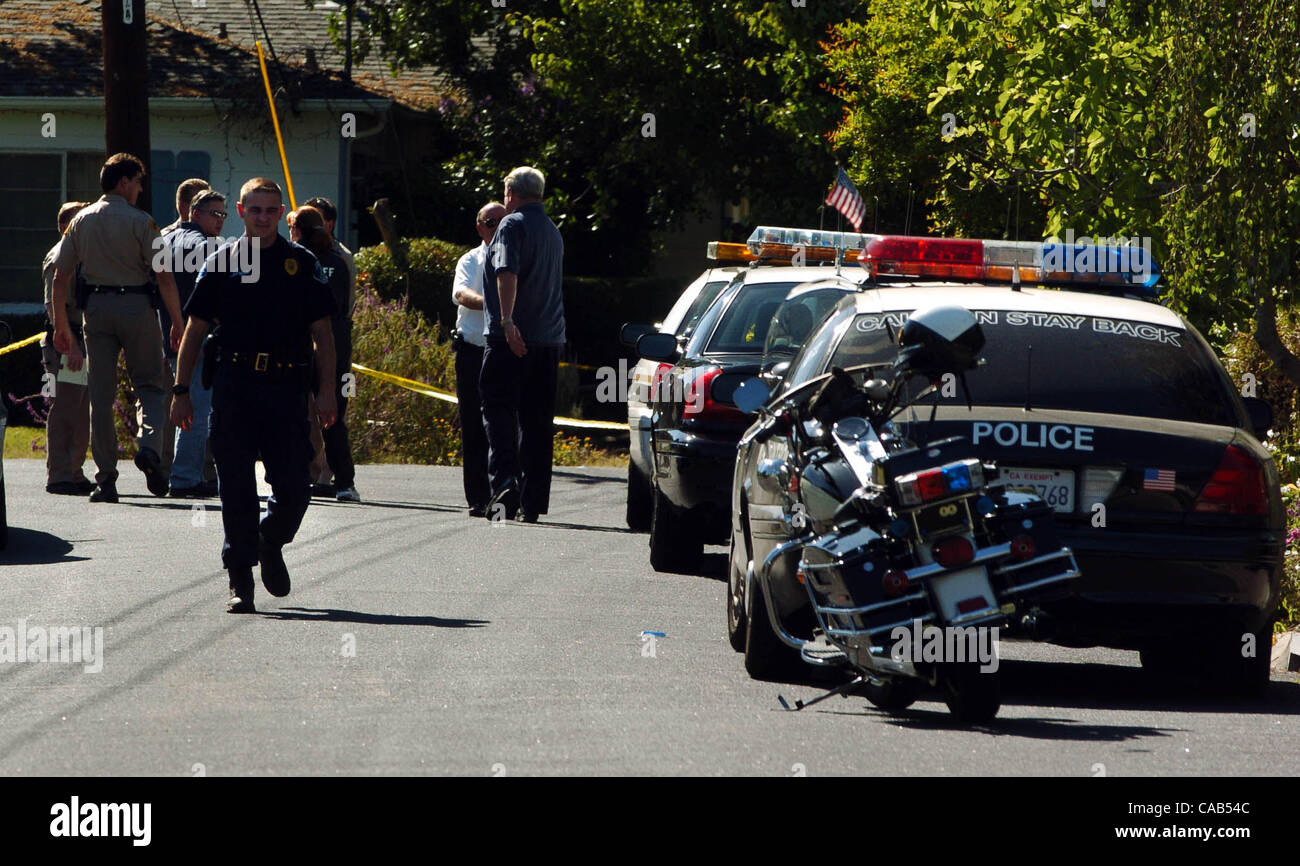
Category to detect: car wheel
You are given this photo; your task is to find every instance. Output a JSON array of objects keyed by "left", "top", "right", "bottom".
[
  {"left": 1203, "top": 626, "right": 1272, "bottom": 699},
  {"left": 939, "top": 662, "right": 1001, "bottom": 724},
  {"left": 625, "top": 461, "right": 653, "bottom": 532},
  {"left": 726, "top": 534, "right": 747, "bottom": 652},
  {"left": 649, "top": 484, "right": 700, "bottom": 573},
  {"left": 859, "top": 676, "right": 922, "bottom": 713},
  {"left": 743, "top": 568, "right": 798, "bottom": 679}
]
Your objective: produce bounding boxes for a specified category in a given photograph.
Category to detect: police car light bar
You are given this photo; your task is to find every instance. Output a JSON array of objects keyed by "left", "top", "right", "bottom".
[{"left": 712, "top": 226, "right": 1162, "bottom": 297}]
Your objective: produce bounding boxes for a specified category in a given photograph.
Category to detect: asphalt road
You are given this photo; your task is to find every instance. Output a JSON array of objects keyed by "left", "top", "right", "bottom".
[{"left": 1, "top": 457, "right": 1298, "bottom": 776}]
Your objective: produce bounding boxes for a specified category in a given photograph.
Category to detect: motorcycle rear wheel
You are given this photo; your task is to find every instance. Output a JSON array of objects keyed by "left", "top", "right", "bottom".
[{"left": 939, "top": 663, "right": 1001, "bottom": 724}]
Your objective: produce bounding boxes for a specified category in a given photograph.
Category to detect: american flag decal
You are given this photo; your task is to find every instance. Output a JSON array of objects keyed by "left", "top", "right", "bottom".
[
  {"left": 1143, "top": 468, "right": 1176, "bottom": 491},
  {"left": 825, "top": 167, "right": 866, "bottom": 231}
]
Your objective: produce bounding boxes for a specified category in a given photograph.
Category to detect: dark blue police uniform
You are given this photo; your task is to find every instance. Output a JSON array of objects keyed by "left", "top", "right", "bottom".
[{"left": 185, "top": 235, "right": 335, "bottom": 571}]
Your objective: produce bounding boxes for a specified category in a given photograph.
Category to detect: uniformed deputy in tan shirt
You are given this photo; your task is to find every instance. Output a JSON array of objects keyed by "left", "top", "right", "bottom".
[{"left": 51, "top": 152, "right": 184, "bottom": 502}]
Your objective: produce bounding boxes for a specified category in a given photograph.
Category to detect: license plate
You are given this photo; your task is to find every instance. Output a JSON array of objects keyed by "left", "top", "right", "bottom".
[
  {"left": 929, "top": 566, "right": 998, "bottom": 624},
  {"left": 914, "top": 500, "right": 970, "bottom": 537},
  {"left": 1000, "top": 466, "right": 1075, "bottom": 513}
]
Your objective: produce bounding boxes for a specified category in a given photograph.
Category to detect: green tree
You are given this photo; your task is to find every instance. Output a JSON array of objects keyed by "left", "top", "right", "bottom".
[{"left": 334, "top": 0, "right": 858, "bottom": 274}]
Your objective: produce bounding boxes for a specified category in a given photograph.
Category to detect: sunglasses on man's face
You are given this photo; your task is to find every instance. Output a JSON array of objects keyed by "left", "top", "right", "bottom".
[
  {"left": 197, "top": 209, "right": 227, "bottom": 219},
  {"left": 479, "top": 218, "right": 500, "bottom": 227}
]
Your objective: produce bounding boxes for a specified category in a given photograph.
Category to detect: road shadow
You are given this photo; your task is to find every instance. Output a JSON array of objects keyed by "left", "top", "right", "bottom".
[
  {"left": 996, "top": 658, "right": 1300, "bottom": 716},
  {"left": 512, "top": 519, "right": 636, "bottom": 535},
  {"left": 321, "top": 500, "right": 466, "bottom": 514},
  {"left": 552, "top": 469, "right": 624, "bottom": 485},
  {"left": 0, "top": 527, "right": 89, "bottom": 565},
  {"left": 259, "top": 606, "right": 489, "bottom": 628}
]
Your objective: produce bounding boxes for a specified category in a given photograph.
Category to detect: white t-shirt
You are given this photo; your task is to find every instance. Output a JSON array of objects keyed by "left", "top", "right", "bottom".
[{"left": 452, "top": 242, "right": 487, "bottom": 347}]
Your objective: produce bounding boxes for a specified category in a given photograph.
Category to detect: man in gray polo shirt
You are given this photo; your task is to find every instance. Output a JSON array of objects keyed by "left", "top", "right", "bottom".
[{"left": 480, "top": 166, "right": 566, "bottom": 522}]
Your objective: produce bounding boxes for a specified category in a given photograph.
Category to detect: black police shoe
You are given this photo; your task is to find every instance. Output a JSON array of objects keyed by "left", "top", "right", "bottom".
[
  {"left": 258, "top": 538, "right": 291, "bottom": 597},
  {"left": 47, "top": 481, "right": 86, "bottom": 495},
  {"left": 486, "top": 479, "right": 520, "bottom": 522},
  {"left": 89, "top": 481, "right": 119, "bottom": 503},
  {"left": 228, "top": 567, "right": 256, "bottom": 614},
  {"left": 168, "top": 485, "right": 209, "bottom": 499},
  {"left": 134, "top": 447, "right": 169, "bottom": 497},
  {"left": 468, "top": 504, "right": 488, "bottom": 518}
]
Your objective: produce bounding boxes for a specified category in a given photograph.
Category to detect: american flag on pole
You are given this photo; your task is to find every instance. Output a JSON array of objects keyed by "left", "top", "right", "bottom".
[
  {"left": 1142, "top": 468, "right": 1176, "bottom": 492},
  {"left": 825, "top": 167, "right": 866, "bottom": 231}
]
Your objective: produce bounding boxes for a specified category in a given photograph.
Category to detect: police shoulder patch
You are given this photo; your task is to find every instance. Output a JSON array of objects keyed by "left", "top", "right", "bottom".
[{"left": 284, "top": 257, "right": 299, "bottom": 276}]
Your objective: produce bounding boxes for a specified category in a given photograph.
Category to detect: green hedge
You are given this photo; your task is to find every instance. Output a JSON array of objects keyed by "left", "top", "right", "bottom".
[{"left": 354, "top": 238, "right": 469, "bottom": 334}]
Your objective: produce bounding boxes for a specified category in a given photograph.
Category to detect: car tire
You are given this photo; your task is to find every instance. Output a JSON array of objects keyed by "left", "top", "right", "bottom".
[
  {"left": 649, "top": 484, "right": 701, "bottom": 573},
  {"left": 626, "top": 461, "right": 653, "bottom": 532},
  {"left": 939, "top": 662, "right": 1001, "bottom": 724},
  {"left": 743, "top": 568, "right": 799, "bottom": 679},
  {"left": 860, "top": 676, "right": 922, "bottom": 713},
  {"left": 726, "top": 534, "right": 747, "bottom": 652}
]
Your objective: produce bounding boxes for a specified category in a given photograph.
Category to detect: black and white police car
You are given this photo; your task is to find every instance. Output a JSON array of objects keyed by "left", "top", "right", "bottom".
[
  {"left": 728, "top": 229, "right": 1282, "bottom": 694},
  {"left": 622, "top": 267, "right": 740, "bottom": 530}
]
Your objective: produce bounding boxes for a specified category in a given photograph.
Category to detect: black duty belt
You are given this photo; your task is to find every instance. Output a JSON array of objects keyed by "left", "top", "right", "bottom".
[
  {"left": 221, "top": 350, "right": 310, "bottom": 375},
  {"left": 87, "top": 284, "right": 152, "bottom": 295}
]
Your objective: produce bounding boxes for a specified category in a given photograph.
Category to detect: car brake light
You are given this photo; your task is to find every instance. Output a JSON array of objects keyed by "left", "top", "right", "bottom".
[
  {"left": 932, "top": 536, "right": 975, "bottom": 568},
  {"left": 1193, "top": 445, "right": 1269, "bottom": 516},
  {"left": 649, "top": 363, "right": 674, "bottom": 403},
  {"left": 684, "top": 367, "right": 746, "bottom": 422}
]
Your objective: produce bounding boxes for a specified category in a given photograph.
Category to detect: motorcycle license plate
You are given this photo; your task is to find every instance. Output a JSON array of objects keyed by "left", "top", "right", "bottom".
[
  {"left": 1000, "top": 466, "right": 1075, "bottom": 513},
  {"left": 929, "top": 567, "right": 998, "bottom": 624},
  {"left": 914, "top": 501, "right": 969, "bottom": 537}
]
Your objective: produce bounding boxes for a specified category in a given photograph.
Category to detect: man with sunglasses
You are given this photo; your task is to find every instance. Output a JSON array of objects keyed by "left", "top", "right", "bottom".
[
  {"left": 451, "top": 201, "right": 506, "bottom": 516},
  {"left": 161, "top": 188, "right": 227, "bottom": 497}
]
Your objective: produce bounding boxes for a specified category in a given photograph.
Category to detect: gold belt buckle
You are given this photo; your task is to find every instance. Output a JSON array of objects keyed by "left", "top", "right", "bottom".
[{"left": 254, "top": 352, "right": 270, "bottom": 372}]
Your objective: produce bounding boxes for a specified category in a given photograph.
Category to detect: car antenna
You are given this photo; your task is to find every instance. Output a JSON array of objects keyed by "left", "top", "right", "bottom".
[
  {"left": 1011, "top": 264, "right": 1022, "bottom": 292},
  {"left": 1023, "top": 343, "right": 1033, "bottom": 411}
]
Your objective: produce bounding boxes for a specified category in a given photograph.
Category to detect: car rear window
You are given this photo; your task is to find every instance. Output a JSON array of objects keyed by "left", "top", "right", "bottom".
[
  {"left": 706, "top": 281, "right": 802, "bottom": 353},
  {"left": 830, "top": 310, "right": 1237, "bottom": 426}
]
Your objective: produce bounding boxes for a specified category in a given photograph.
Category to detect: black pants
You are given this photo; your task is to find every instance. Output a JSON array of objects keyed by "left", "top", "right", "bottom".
[
  {"left": 454, "top": 341, "right": 490, "bottom": 509},
  {"left": 323, "top": 376, "right": 355, "bottom": 490},
  {"left": 480, "top": 341, "right": 559, "bottom": 515},
  {"left": 209, "top": 370, "right": 313, "bottom": 570}
]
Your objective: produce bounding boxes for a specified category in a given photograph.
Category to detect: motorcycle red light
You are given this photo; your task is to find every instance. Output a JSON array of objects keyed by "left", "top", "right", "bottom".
[
  {"left": 882, "top": 569, "right": 909, "bottom": 597},
  {"left": 916, "top": 470, "right": 949, "bottom": 502},
  {"left": 956, "top": 596, "right": 991, "bottom": 615},
  {"left": 1009, "top": 534, "right": 1037, "bottom": 561},
  {"left": 1193, "top": 445, "right": 1269, "bottom": 516},
  {"left": 932, "top": 536, "right": 975, "bottom": 568}
]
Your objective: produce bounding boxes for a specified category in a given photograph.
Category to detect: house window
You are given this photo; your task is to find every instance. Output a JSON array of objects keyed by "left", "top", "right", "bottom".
[{"left": 0, "top": 151, "right": 102, "bottom": 305}]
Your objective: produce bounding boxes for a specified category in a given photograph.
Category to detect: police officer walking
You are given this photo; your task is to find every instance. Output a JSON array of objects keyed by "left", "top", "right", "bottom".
[
  {"left": 51, "top": 153, "right": 184, "bottom": 502},
  {"left": 171, "top": 177, "right": 337, "bottom": 613}
]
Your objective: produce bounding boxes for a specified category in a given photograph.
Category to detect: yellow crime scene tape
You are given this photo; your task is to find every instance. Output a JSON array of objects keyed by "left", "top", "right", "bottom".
[
  {"left": 0, "top": 333, "right": 42, "bottom": 357},
  {"left": 350, "top": 362, "right": 626, "bottom": 431},
  {"left": 0, "top": 338, "right": 622, "bottom": 430}
]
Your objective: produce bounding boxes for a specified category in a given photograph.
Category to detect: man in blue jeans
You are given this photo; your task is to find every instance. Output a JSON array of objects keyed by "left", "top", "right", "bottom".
[{"left": 163, "top": 189, "right": 227, "bottom": 497}]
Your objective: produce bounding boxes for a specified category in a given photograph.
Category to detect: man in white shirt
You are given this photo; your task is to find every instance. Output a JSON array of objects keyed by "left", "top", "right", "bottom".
[{"left": 452, "top": 201, "right": 505, "bottom": 516}]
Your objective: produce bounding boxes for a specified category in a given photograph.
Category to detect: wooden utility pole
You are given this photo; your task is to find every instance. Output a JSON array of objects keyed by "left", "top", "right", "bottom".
[{"left": 102, "top": 0, "right": 152, "bottom": 213}]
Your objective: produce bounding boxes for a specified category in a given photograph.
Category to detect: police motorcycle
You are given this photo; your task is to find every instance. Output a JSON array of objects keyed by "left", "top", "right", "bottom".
[{"left": 731, "top": 305, "right": 1080, "bottom": 723}]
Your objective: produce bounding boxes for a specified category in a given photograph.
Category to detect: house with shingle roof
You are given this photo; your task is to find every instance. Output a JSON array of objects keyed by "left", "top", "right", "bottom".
[{"left": 0, "top": 0, "right": 444, "bottom": 308}]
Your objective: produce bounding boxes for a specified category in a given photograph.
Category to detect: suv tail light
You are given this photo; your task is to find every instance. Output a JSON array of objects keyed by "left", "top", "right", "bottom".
[
  {"left": 684, "top": 367, "right": 746, "bottom": 422},
  {"left": 1193, "top": 445, "right": 1268, "bottom": 516}
]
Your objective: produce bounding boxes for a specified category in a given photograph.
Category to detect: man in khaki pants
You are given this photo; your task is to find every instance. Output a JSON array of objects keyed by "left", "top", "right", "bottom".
[
  {"left": 51, "top": 153, "right": 184, "bottom": 503},
  {"left": 41, "top": 201, "right": 92, "bottom": 495}
]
